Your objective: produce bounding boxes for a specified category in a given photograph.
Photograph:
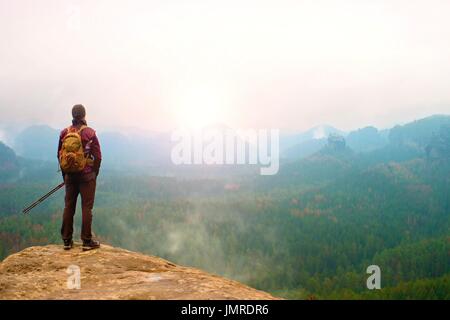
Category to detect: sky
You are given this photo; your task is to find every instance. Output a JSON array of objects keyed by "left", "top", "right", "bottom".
[{"left": 0, "top": 0, "right": 450, "bottom": 133}]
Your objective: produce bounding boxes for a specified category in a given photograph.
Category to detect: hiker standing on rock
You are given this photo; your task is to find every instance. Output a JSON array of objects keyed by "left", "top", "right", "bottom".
[{"left": 58, "top": 104, "right": 102, "bottom": 251}]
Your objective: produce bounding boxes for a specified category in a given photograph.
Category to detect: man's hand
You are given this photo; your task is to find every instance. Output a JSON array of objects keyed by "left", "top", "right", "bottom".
[{"left": 93, "top": 159, "right": 101, "bottom": 178}]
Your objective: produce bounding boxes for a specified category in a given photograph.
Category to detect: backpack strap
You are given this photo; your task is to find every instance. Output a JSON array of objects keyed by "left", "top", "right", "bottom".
[
  {"left": 66, "top": 125, "right": 87, "bottom": 134},
  {"left": 77, "top": 125, "right": 87, "bottom": 134}
]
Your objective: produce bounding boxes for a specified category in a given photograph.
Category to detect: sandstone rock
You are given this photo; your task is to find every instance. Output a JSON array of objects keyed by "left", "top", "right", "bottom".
[{"left": 0, "top": 243, "right": 278, "bottom": 300}]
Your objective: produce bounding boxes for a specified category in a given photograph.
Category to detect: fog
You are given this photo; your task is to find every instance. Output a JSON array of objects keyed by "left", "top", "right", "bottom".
[{"left": 1, "top": 0, "right": 450, "bottom": 132}]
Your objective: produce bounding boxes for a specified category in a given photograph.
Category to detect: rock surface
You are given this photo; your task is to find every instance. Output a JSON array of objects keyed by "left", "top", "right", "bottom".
[{"left": 0, "top": 243, "right": 278, "bottom": 300}]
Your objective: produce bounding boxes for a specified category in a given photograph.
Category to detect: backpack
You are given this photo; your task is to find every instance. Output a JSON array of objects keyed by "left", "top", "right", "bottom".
[{"left": 59, "top": 125, "right": 88, "bottom": 173}]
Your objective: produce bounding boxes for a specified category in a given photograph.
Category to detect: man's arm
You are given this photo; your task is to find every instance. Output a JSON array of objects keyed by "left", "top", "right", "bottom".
[
  {"left": 57, "top": 130, "right": 65, "bottom": 180},
  {"left": 90, "top": 133, "right": 102, "bottom": 177},
  {"left": 57, "top": 134, "right": 62, "bottom": 160}
]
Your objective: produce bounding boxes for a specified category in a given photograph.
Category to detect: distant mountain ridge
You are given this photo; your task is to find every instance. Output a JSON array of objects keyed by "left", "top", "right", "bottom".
[
  {"left": 282, "top": 114, "right": 450, "bottom": 160},
  {"left": 14, "top": 125, "right": 59, "bottom": 161},
  {"left": 1, "top": 114, "right": 449, "bottom": 173},
  {"left": 0, "top": 141, "right": 20, "bottom": 181}
]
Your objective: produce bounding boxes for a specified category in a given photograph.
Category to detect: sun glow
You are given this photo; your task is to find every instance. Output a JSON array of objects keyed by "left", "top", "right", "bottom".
[{"left": 172, "top": 86, "right": 230, "bottom": 129}]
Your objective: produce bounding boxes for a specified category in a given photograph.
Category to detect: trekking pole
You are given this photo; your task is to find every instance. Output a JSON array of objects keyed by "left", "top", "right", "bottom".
[{"left": 22, "top": 182, "right": 65, "bottom": 214}]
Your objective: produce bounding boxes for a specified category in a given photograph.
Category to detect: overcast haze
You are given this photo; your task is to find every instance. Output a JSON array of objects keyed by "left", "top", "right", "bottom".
[{"left": 1, "top": 0, "right": 450, "bottom": 133}]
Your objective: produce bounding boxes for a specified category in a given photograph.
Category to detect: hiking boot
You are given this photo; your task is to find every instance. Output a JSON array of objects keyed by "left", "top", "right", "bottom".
[
  {"left": 63, "top": 239, "right": 73, "bottom": 250},
  {"left": 82, "top": 239, "right": 100, "bottom": 251}
]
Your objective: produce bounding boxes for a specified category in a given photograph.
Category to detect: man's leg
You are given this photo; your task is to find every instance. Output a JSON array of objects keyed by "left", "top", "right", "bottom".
[
  {"left": 79, "top": 177, "right": 96, "bottom": 242},
  {"left": 61, "top": 181, "right": 79, "bottom": 241}
]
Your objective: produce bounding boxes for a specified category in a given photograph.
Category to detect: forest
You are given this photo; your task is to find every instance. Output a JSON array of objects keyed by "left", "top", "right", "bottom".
[{"left": 0, "top": 115, "right": 449, "bottom": 299}]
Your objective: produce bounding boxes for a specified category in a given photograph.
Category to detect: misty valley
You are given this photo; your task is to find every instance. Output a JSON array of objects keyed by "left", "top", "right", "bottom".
[{"left": 0, "top": 115, "right": 449, "bottom": 299}]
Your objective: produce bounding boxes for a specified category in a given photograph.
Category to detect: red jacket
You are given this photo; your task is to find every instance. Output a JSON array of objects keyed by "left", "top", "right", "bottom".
[{"left": 58, "top": 121, "right": 102, "bottom": 175}]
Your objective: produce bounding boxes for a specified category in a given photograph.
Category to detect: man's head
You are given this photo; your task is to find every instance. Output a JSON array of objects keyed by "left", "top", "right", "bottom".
[{"left": 72, "top": 104, "right": 86, "bottom": 120}]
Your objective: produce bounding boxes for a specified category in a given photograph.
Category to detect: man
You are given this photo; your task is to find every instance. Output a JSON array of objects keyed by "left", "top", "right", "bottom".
[{"left": 58, "top": 104, "right": 102, "bottom": 251}]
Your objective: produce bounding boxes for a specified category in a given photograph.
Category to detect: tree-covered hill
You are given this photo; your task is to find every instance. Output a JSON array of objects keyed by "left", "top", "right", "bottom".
[{"left": 0, "top": 115, "right": 449, "bottom": 299}]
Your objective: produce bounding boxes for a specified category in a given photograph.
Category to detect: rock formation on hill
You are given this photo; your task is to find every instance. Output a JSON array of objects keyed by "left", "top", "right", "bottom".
[{"left": 0, "top": 243, "right": 278, "bottom": 300}]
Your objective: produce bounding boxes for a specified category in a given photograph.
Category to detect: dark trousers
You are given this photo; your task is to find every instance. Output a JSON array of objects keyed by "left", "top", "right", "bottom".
[{"left": 61, "top": 173, "right": 97, "bottom": 241}]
